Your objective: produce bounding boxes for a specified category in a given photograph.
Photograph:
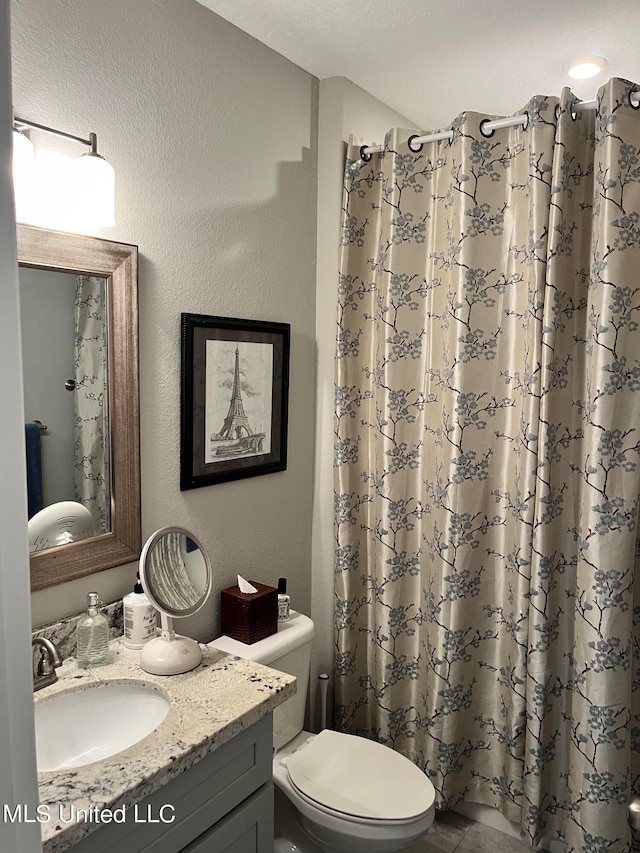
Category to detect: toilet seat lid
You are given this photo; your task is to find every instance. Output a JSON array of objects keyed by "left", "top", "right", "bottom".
[{"left": 285, "top": 729, "right": 434, "bottom": 820}]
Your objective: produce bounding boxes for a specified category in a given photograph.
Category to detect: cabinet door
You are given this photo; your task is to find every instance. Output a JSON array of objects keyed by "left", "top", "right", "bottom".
[
  {"left": 183, "top": 782, "right": 273, "bottom": 853},
  {"left": 65, "top": 715, "right": 273, "bottom": 853}
]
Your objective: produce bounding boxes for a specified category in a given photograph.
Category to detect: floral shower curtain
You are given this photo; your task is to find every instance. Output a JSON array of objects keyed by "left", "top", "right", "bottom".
[
  {"left": 73, "top": 274, "right": 109, "bottom": 535},
  {"left": 334, "top": 78, "right": 640, "bottom": 852}
]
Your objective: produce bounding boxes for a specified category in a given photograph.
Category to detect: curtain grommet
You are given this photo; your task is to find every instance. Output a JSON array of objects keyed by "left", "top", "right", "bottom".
[
  {"left": 630, "top": 90, "right": 640, "bottom": 111},
  {"left": 359, "top": 144, "right": 372, "bottom": 163},
  {"left": 479, "top": 119, "right": 494, "bottom": 138},
  {"left": 555, "top": 104, "right": 561, "bottom": 122},
  {"left": 407, "top": 134, "right": 424, "bottom": 153},
  {"left": 522, "top": 111, "right": 530, "bottom": 131}
]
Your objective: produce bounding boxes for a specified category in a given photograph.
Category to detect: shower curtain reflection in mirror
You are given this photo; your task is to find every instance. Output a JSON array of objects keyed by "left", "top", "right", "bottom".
[{"left": 73, "top": 274, "right": 109, "bottom": 535}]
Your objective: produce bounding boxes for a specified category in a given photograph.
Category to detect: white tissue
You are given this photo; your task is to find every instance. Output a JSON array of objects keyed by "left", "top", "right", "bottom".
[{"left": 237, "top": 574, "right": 258, "bottom": 594}]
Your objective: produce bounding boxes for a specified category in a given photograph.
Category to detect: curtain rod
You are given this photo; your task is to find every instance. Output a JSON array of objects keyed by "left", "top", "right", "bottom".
[{"left": 360, "top": 91, "right": 640, "bottom": 158}]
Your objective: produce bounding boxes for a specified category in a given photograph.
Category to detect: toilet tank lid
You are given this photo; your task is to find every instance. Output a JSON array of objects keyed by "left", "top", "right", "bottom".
[{"left": 208, "top": 610, "right": 314, "bottom": 664}]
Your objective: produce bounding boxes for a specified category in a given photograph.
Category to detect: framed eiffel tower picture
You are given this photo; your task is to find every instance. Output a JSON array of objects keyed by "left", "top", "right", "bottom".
[{"left": 180, "top": 314, "right": 290, "bottom": 489}]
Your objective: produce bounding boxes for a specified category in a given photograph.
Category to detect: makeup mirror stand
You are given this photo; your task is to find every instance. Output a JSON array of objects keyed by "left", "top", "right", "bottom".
[
  {"left": 138, "top": 526, "right": 211, "bottom": 676},
  {"left": 140, "top": 612, "right": 202, "bottom": 675}
]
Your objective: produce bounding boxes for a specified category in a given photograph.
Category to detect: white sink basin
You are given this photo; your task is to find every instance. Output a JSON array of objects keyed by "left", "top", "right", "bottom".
[{"left": 35, "top": 683, "right": 170, "bottom": 772}]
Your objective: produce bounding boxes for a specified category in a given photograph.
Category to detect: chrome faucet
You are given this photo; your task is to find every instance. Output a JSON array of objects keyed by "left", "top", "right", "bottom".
[{"left": 32, "top": 637, "right": 62, "bottom": 692}]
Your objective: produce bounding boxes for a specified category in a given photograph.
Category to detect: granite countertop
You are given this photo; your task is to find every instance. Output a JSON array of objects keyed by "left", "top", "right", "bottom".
[{"left": 36, "top": 639, "right": 296, "bottom": 853}]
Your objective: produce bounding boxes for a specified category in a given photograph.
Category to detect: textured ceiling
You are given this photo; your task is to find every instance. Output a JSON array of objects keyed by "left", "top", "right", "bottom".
[{"left": 194, "top": 0, "right": 638, "bottom": 132}]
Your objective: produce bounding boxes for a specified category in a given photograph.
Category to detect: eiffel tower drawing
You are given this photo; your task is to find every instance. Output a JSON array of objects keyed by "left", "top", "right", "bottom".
[
  {"left": 218, "top": 346, "right": 253, "bottom": 440},
  {"left": 211, "top": 345, "right": 266, "bottom": 457}
]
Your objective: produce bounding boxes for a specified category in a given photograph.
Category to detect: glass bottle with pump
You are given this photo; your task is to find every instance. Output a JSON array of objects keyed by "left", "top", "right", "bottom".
[{"left": 77, "top": 592, "right": 110, "bottom": 667}]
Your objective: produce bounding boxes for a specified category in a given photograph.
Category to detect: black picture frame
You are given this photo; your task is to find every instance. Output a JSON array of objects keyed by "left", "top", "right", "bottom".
[{"left": 180, "top": 313, "right": 290, "bottom": 490}]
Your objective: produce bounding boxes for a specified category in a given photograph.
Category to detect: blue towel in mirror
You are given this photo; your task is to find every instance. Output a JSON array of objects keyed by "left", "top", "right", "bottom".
[{"left": 25, "top": 423, "right": 44, "bottom": 518}]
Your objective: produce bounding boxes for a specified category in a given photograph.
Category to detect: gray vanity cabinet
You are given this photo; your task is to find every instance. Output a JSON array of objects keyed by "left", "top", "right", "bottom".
[{"left": 66, "top": 714, "right": 274, "bottom": 853}]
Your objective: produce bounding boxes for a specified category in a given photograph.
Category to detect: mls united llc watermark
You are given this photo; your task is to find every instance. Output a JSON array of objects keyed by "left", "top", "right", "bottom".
[{"left": 3, "top": 803, "right": 176, "bottom": 825}]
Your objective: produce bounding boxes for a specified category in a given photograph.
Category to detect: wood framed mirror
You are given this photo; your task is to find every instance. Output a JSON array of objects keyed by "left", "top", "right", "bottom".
[{"left": 17, "top": 224, "right": 141, "bottom": 591}]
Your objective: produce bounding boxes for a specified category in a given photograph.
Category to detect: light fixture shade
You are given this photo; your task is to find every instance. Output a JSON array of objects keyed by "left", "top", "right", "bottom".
[
  {"left": 566, "top": 57, "right": 608, "bottom": 80},
  {"left": 12, "top": 129, "right": 35, "bottom": 222},
  {"left": 74, "top": 151, "right": 115, "bottom": 228}
]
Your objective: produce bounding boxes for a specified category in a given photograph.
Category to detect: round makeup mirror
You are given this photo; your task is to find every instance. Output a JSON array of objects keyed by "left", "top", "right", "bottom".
[{"left": 138, "top": 526, "right": 211, "bottom": 675}]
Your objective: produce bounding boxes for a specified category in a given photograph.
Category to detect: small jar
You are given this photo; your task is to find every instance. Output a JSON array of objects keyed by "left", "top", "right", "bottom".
[{"left": 277, "top": 577, "right": 290, "bottom": 622}]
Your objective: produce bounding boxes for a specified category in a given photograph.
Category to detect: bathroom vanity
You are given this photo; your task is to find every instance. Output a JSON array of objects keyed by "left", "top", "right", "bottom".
[{"left": 35, "top": 641, "right": 296, "bottom": 853}]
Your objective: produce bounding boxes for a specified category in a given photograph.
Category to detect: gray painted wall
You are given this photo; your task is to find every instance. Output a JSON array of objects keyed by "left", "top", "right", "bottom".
[
  {"left": 10, "top": 0, "right": 318, "bottom": 633},
  {"left": 9, "top": 0, "right": 420, "bottom": 741}
]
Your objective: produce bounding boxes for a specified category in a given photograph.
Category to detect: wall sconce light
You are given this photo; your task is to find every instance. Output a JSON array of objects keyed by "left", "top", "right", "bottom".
[{"left": 12, "top": 115, "right": 115, "bottom": 228}]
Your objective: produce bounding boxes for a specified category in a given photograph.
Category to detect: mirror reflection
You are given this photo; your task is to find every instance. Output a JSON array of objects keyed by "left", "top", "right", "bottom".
[
  {"left": 143, "top": 529, "right": 209, "bottom": 616},
  {"left": 20, "top": 267, "right": 110, "bottom": 547},
  {"left": 17, "top": 224, "right": 141, "bottom": 593},
  {"left": 27, "top": 500, "right": 94, "bottom": 552}
]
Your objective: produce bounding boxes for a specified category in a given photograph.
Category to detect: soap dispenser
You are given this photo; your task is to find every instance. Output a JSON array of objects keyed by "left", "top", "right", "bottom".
[
  {"left": 123, "top": 572, "right": 157, "bottom": 649},
  {"left": 77, "top": 592, "right": 110, "bottom": 668}
]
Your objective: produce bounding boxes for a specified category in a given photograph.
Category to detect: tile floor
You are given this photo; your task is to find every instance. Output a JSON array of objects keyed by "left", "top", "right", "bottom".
[{"left": 406, "top": 810, "right": 534, "bottom": 853}]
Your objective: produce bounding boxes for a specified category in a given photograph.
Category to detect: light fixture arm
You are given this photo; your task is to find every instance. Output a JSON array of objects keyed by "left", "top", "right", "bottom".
[{"left": 13, "top": 115, "right": 101, "bottom": 155}]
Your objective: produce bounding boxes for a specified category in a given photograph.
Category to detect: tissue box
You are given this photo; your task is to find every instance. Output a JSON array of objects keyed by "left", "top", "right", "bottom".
[{"left": 220, "top": 581, "right": 278, "bottom": 644}]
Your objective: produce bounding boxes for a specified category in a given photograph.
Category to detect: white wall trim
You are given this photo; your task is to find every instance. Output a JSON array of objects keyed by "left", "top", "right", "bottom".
[{"left": 0, "top": 2, "right": 41, "bottom": 849}]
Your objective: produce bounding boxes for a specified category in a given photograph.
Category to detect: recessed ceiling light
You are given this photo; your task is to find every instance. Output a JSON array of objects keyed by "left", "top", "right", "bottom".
[{"left": 566, "top": 56, "right": 608, "bottom": 80}]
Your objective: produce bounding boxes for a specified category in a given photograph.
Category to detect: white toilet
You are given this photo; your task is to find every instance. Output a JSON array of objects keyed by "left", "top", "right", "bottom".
[{"left": 209, "top": 611, "right": 435, "bottom": 853}]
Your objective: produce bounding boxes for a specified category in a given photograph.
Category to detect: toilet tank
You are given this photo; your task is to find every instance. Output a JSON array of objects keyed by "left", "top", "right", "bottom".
[{"left": 209, "top": 610, "right": 314, "bottom": 750}]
